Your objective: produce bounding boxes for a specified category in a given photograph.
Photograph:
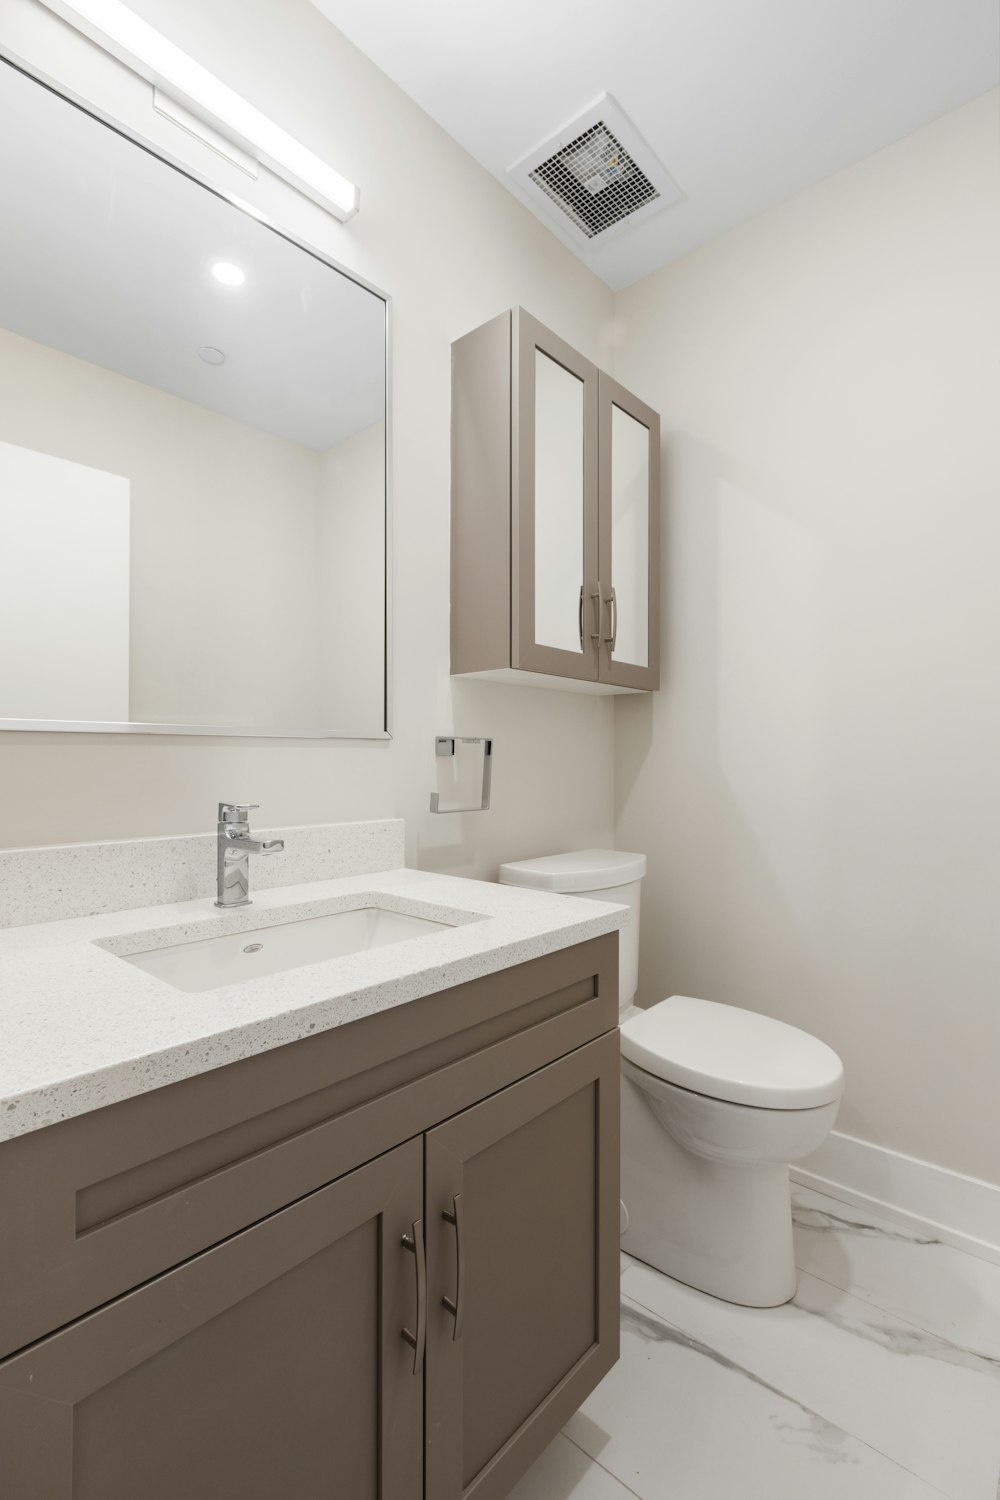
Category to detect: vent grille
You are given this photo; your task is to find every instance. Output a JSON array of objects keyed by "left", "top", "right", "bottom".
[{"left": 528, "top": 121, "right": 660, "bottom": 240}]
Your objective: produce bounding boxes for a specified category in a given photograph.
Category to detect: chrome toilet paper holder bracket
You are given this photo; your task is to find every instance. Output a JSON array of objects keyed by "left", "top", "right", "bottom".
[{"left": 429, "top": 736, "right": 493, "bottom": 814}]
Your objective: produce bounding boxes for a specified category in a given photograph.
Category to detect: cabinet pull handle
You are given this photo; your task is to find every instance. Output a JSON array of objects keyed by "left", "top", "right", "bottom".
[
  {"left": 604, "top": 587, "right": 618, "bottom": 651},
  {"left": 578, "top": 585, "right": 584, "bottom": 650},
  {"left": 590, "top": 589, "right": 603, "bottom": 644},
  {"left": 401, "top": 1219, "right": 426, "bottom": 1375},
  {"left": 441, "top": 1194, "right": 465, "bottom": 1341}
]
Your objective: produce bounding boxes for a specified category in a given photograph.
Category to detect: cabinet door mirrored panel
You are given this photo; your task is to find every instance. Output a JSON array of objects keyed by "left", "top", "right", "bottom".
[
  {"left": 598, "top": 373, "right": 660, "bottom": 692},
  {"left": 0, "top": 62, "right": 388, "bottom": 737},
  {"left": 533, "top": 350, "right": 585, "bottom": 655},
  {"left": 609, "top": 404, "right": 650, "bottom": 668},
  {"left": 514, "top": 310, "right": 599, "bottom": 681}
]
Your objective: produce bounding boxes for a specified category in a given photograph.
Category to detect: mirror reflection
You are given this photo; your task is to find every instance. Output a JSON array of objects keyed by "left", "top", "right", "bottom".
[{"left": 0, "top": 62, "right": 388, "bottom": 737}]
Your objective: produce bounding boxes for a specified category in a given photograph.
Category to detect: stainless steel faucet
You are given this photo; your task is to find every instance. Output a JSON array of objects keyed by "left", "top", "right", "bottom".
[{"left": 215, "top": 803, "right": 285, "bottom": 908}]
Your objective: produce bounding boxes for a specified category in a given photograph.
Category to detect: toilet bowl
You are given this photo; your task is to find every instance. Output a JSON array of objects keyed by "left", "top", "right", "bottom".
[
  {"left": 620, "top": 996, "right": 844, "bottom": 1306},
  {"left": 497, "top": 850, "right": 844, "bottom": 1309}
]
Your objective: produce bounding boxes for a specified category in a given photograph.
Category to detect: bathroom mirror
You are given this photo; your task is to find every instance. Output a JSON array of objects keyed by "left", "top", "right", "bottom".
[{"left": 0, "top": 60, "right": 389, "bottom": 738}]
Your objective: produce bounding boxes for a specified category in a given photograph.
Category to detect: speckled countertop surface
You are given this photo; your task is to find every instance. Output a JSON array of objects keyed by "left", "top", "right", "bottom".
[{"left": 0, "top": 868, "right": 625, "bottom": 1142}]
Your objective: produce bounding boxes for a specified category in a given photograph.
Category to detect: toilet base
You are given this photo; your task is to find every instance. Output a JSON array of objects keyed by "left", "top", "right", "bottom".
[{"left": 620, "top": 1070, "right": 798, "bottom": 1308}]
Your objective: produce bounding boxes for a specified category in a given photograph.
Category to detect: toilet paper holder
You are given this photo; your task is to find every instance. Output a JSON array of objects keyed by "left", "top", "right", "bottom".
[{"left": 429, "top": 736, "right": 493, "bottom": 814}]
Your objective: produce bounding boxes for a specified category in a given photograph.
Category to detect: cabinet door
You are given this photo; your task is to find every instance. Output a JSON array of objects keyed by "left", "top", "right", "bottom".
[
  {"left": 512, "top": 308, "right": 601, "bottom": 680},
  {"left": 425, "top": 1032, "right": 620, "bottom": 1500},
  {"left": 0, "top": 1139, "right": 423, "bottom": 1500},
  {"left": 598, "top": 372, "right": 660, "bottom": 690}
]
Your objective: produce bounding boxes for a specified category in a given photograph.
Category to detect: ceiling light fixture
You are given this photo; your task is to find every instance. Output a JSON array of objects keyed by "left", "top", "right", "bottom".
[
  {"left": 38, "top": 0, "right": 360, "bottom": 222},
  {"left": 211, "top": 261, "right": 246, "bottom": 287}
]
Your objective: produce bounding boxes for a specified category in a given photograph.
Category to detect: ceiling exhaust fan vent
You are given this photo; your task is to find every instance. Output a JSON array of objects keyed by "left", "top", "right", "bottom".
[
  {"left": 510, "top": 94, "right": 680, "bottom": 247},
  {"left": 529, "top": 121, "right": 657, "bottom": 239}
]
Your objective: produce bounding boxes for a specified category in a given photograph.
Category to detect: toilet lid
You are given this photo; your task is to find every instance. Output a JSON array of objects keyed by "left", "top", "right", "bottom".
[{"left": 620, "top": 996, "right": 844, "bottom": 1109}]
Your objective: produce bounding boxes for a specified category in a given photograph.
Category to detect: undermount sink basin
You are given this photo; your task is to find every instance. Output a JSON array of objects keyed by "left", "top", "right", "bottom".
[{"left": 121, "top": 905, "right": 454, "bottom": 993}]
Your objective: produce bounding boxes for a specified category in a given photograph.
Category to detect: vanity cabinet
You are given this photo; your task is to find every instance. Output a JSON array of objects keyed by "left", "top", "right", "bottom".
[
  {"left": 0, "top": 935, "right": 619, "bottom": 1500},
  {"left": 451, "top": 308, "right": 660, "bottom": 693},
  {"left": 426, "top": 1037, "right": 618, "bottom": 1500},
  {"left": 0, "top": 1141, "right": 424, "bottom": 1500}
]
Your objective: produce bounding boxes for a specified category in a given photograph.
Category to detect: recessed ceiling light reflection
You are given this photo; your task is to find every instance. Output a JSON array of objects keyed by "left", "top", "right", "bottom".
[
  {"left": 198, "top": 346, "right": 226, "bottom": 366},
  {"left": 211, "top": 261, "right": 246, "bottom": 287}
]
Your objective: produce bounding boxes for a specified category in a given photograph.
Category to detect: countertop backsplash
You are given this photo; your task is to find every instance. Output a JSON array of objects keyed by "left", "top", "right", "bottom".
[{"left": 0, "top": 819, "right": 406, "bottom": 928}]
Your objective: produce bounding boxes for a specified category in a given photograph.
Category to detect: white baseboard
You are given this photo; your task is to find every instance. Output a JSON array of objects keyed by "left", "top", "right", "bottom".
[{"left": 791, "top": 1130, "right": 1000, "bottom": 1268}]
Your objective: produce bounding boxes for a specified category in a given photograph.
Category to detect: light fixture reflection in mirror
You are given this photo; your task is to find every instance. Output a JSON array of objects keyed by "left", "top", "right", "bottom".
[{"left": 0, "top": 58, "right": 389, "bottom": 739}]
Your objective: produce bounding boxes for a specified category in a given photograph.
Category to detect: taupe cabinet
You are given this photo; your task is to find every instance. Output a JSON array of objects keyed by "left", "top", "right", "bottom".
[
  {"left": 452, "top": 308, "right": 660, "bottom": 693},
  {"left": 0, "top": 936, "right": 619, "bottom": 1500}
]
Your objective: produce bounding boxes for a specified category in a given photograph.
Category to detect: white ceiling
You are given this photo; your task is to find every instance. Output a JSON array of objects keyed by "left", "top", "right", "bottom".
[
  {"left": 311, "top": 0, "right": 999, "bottom": 289},
  {"left": 0, "top": 60, "right": 385, "bottom": 451}
]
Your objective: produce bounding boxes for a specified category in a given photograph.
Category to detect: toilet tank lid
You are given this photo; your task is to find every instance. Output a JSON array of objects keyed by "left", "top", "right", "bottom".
[{"left": 498, "top": 849, "right": 646, "bottom": 893}]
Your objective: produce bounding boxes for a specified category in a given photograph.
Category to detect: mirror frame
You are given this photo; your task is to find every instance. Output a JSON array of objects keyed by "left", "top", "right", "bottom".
[{"left": 0, "top": 54, "right": 393, "bottom": 741}]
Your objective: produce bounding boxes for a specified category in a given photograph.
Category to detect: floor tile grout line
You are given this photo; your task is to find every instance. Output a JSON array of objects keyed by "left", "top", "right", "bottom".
[
  {"left": 560, "top": 1429, "right": 647, "bottom": 1500},
  {"left": 615, "top": 1287, "right": 961, "bottom": 1499},
  {"left": 791, "top": 1258, "right": 1000, "bottom": 1372}
]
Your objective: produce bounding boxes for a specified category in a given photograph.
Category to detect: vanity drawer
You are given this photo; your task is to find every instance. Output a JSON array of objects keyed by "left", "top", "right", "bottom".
[{"left": 0, "top": 933, "right": 617, "bottom": 1359}]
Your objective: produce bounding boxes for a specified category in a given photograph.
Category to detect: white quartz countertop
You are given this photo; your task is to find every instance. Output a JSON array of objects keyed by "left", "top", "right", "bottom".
[{"left": 0, "top": 867, "right": 625, "bottom": 1142}]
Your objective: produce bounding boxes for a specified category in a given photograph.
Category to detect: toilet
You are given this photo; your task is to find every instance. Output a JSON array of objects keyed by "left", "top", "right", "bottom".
[{"left": 499, "top": 849, "right": 844, "bottom": 1309}]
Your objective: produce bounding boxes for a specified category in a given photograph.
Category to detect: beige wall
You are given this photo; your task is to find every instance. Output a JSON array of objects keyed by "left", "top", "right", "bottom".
[
  {"left": 5, "top": 2, "right": 995, "bottom": 1186},
  {"left": 613, "top": 91, "right": 1000, "bottom": 1184},
  {"left": 0, "top": 326, "right": 328, "bottom": 731},
  {"left": 0, "top": 0, "right": 616, "bottom": 875}
]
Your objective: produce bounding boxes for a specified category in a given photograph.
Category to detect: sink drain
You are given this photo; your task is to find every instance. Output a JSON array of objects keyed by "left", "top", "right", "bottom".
[{"left": 243, "top": 943, "right": 263, "bottom": 954}]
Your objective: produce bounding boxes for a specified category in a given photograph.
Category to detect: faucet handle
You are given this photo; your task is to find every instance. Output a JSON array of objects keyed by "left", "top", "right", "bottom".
[{"left": 219, "top": 802, "right": 259, "bottom": 824}]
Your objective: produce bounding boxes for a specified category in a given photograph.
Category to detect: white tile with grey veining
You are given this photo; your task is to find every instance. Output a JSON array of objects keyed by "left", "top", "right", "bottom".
[
  {"left": 505, "top": 1433, "right": 640, "bottom": 1500},
  {"left": 563, "top": 1292, "right": 950, "bottom": 1499},
  {"left": 620, "top": 1256, "right": 1000, "bottom": 1500},
  {"left": 793, "top": 1186, "right": 1000, "bottom": 1365}
]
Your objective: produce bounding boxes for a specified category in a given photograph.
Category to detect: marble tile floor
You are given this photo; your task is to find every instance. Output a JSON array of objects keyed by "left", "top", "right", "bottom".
[{"left": 508, "top": 1186, "right": 1000, "bottom": 1500}]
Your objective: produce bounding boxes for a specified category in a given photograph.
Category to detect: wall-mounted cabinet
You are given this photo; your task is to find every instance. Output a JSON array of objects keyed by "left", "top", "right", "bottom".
[{"left": 452, "top": 308, "right": 660, "bottom": 694}]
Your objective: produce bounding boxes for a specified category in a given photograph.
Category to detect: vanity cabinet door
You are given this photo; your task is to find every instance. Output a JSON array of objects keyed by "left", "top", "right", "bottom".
[
  {"left": 512, "top": 308, "right": 601, "bottom": 681},
  {"left": 0, "top": 1139, "right": 423, "bottom": 1500},
  {"left": 597, "top": 372, "right": 660, "bottom": 691},
  {"left": 425, "top": 1031, "right": 620, "bottom": 1500}
]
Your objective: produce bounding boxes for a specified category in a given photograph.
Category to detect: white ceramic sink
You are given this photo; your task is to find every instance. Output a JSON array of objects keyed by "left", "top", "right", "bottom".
[{"left": 121, "top": 905, "right": 453, "bottom": 993}]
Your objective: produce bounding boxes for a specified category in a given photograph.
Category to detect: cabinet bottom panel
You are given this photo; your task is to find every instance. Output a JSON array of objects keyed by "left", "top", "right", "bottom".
[{"left": 455, "top": 666, "right": 642, "bottom": 695}]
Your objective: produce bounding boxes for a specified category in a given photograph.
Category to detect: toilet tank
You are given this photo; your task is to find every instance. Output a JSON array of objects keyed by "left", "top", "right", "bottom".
[{"left": 498, "top": 849, "right": 646, "bottom": 1015}]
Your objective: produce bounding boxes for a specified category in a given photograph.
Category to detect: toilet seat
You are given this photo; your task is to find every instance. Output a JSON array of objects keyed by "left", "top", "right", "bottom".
[{"left": 620, "top": 995, "right": 844, "bottom": 1110}]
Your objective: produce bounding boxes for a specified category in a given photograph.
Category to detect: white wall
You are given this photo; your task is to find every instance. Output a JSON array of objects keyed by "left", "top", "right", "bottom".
[
  {"left": 614, "top": 91, "right": 1000, "bottom": 1185},
  {"left": 0, "top": 438, "right": 130, "bottom": 720},
  {"left": 319, "top": 421, "right": 386, "bottom": 735},
  {"left": 0, "top": 325, "right": 332, "bottom": 731},
  {"left": 0, "top": 0, "right": 616, "bottom": 874}
]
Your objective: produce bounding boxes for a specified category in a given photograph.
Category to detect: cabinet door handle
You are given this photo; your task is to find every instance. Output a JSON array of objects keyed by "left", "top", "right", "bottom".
[
  {"left": 604, "top": 586, "right": 618, "bottom": 650},
  {"left": 441, "top": 1194, "right": 465, "bottom": 1341},
  {"left": 401, "top": 1219, "right": 426, "bottom": 1375},
  {"left": 579, "top": 587, "right": 602, "bottom": 649}
]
